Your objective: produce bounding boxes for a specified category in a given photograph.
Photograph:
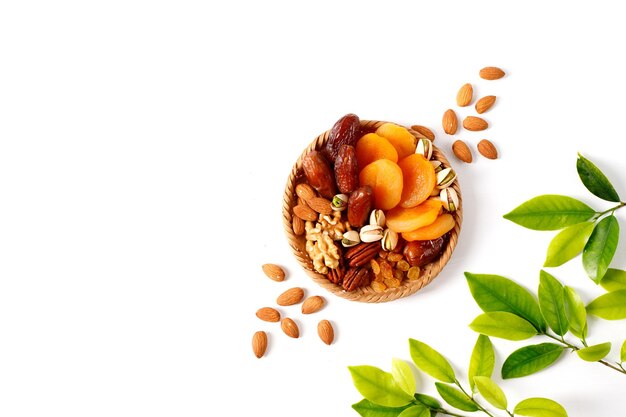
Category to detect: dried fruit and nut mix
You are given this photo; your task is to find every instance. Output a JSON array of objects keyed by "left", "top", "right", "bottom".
[{"left": 291, "top": 114, "right": 459, "bottom": 293}]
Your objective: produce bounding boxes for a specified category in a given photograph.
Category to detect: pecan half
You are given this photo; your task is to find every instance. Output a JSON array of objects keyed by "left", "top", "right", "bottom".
[
  {"left": 342, "top": 267, "right": 371, "bottom": 291},
  {"left": 327, "top": 262, "right": 345, "bottom": 285},
  {"left": 345, "top": 242, "right": 380, "bottom": 267}
]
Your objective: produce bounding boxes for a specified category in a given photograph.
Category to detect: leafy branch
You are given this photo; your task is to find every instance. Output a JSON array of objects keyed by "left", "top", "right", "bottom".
[{"left": 349, "top": 335, "right": 568, "bottom": 417}]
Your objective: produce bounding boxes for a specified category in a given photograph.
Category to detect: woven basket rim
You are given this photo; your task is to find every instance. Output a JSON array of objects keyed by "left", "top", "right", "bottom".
[{"left": 282, "top": 120, "right": 463, "bottom": 303}]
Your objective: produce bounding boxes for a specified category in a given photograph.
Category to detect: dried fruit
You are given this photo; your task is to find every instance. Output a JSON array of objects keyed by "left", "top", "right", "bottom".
[
  {"left": 334, "top": 145, "right": 360, "bottom": 194},
  {"left": 479, "top": 66, "right": 505, "bottom": 80},
  {"left": 342, "top": 267, "right": 371, "bottom": 291},
  {"left": 355, "top": 133, "right": 399, "bottom": 168},
  {"left": 477, "top": 139, "right": 498, "bottom": 159},
  {"left": 359, "top": 159, "right": 403, "bottom": 210},
  {"left": 452, "top": 140, "right": 473, "bottom": 163},
  {"left": 442, "top": 109, "right": 458, "bottom": 135},
  {"left": 262, "top": 263, "right": 286, "bottom": 282},
  {"left": 398, "top": 154, "right": 437, "bottom": 208},
  {"left": 302, "top": 295, "right": 325, "bottom": 314},
  {"left": 475, "top": 95, "right": 496, "bottom": 114},
  {"left": 295, "top": 183, "right": 316, "bottom": 202},
  {"left": 256, "top": 307, "right": 281, "bottom": 322},
  {"left": 347, "top": 186, "right": 373, "bottom": 227},
  {"left": 292, "top": 215, "right": 305, "bottom": 235},
  {"left": 308, "top": 197, "right": 333, "bottom": 215},
  {"left": 402, "top": 213, "right": 456, "bottom": 241},
  {"left": 403, "top": 235, "right": 448, "bottom": 267},
  {"left": 281, "top": 318, "right": 300, "bottom": 338},
  {"left": 456, "top": 83, "right": 473, "bottom": 107},
  {"left": 410, "top": 125, "right": 435, "bottom": 141},
  {"left": 324, "top": 113, "right": 361, "bottom": 161},
  {"left": 293, "top": 204, "right": 318, "bottom": 221},
  {"left": 277, "top": 287, "right": 305, "bottom": 306},
  {"left": 463, "top": 116, "right": 488, "bottom": 131},
  {"left": 407, "top": 266, "right": 421, "bottom": 280},
  {"left": 302, "top": 150, "right": 337, "bottom": 199},
  {"left": 317, "top": 320, "right": 334, "bottom": 345},
  {"left": 386, "top": 199, "right": 442, "bottom": 233},
  {"left": 375, "top": 123, "right": 417, "bottom": 159},
  {"left": 252, "top": 331, "right": 268, "bottom": 358}
]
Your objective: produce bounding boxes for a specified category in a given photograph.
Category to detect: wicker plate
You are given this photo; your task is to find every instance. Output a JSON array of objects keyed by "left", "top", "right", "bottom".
[{"left": 282, "top": 120, "right": 462, "bottom": 303}]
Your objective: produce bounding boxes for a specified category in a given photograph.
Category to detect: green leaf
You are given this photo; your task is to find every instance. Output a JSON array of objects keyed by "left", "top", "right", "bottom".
[
  {"left": 576, "top": 342, "right": 611, "bottom": 362},
  {"left": 352, "top": 399, "right": 412, "bottom": 417},
  {"left": 434, "top": 383, "right": 478, "bottom": 412},
  {"left": 465, "top": 273, "right": 546, "bottom": 332},
  {"left": 468, "top": 335, "right": 495, "bottom": 392},
  {"left": 586, "top": 289, "right": 626, "bottom": 320},
  {"left": 469, "top": 312, "right": 538, "bottom": 341},
  {"left": 349, "top": 366, "right": 415, "bottom": 407},
  {"left": 514, "top": 397, "right": 568, "bottom": 417},
  {"left": 563, "top": 286, "right": 587, "bottom": 340},
  {"left": 503, "top": 195, "right": 595, "bottom": 231},
  {"left": 582, "top": 215, "right": 619, "bottom": 283},
  {"left": 413, "top": 393, "right": 441, "bottom": 409},
  {"left": 473, "top": 376, "right": 507, "bottom": 410},
  {"left": 538, "top": 271, "right": 569, "bottom": 336},
  {"left": 577, "top": 153, "right": 621, "bottom": 202},
  {"left": 501, "top": 343, "right": 564, "bottom": 379},
  {"left": 600, "top": 268, "right": 626, "bottom": 291},
  {"left": 543, "top": 222, "right": 594, "bottom": 267},
  {"left": 408, "top": 339, "right": 456, "bottom": 383},
  {"left": 392, "top": 359, "right": 416, "bottom": 396},
  {"left": 398, "top": 404, "right": 430, "bottom": 417},
  {"left": 621, "top": 340, "right": 626, "bottom": 363}
]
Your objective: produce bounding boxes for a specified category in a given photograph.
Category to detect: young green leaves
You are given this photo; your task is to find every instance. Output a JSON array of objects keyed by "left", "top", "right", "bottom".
[
  {"left": 501, "top": 343, "right": 564, "bottom": 379},
  {"left": 538, "top": 271, "right": 569, "bottom": 336},
  {"left": 408, "top": 339, "right": 456, "bottom": 383},
  {"left": 504, "top": 153, "right": 625, "bottom": 284},
  {"left": 348, "top": 365, "right": 415, "bottom": 407},
  {"left": 514, "top": 397, "right": 568, "bottom": 417},
  {"left": 586, "top": 290, "right": 626, "bottom": 320},
  {"left": 468, "top": 334, "right": 495, "bottom": 391}
]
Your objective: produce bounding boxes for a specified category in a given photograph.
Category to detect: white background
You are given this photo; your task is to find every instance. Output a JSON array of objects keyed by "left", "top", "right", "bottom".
[{"left": 1, "top": 1, "right": 625, "bottom": 416}]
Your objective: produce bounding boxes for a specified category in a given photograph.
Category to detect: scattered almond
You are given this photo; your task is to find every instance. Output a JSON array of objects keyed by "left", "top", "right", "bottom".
[
  {"left": 477, "top": 139, "right": 498, "bottom": 159},
  {"left": 475, "top": 95, "right": 496, "bottom": 114},
  {"left": 410, "top": 125, "right": 435, "bottom": 141},
  {"left": 293, "top": 204, "right": 318, "bottom": 221},
  {"left": 317, "top": 320, "right": 334, "bottom": 345},
  {"left": 256, "top": 307, "right": 281, "bottom": 322},
  {"left": 442, "top": 109, "right": 458, "bottom": 135},
  {"left": 292, "top": 216, "right": 305, "bottom": 236},
  {"left": 281, "top": 318, "right": 300, "bottom": 338},
  {"left": 463, "top": 116, "right": 488, "bottom": 131},
  {"left": 452, "top": 140, "right": 473, "bottom": 163},
  {"left": 301, "top": 295, "right": 325, "bottom": 314},
  {"left": 307, "top": 197, "right": 333, "bottom": 215},
  {"left": 479, "top": 66, "right": 505, "bottom": 80},
  {"left": 252, "top": 331, "right": 268, "bottom": 358},
  {"left": 456, "top": 83, "right": 473, "bottom": 107},
  {"left": 277, "top": 287, "right": 305, "bottom": 306},
  {"left": 295, "top": 183, "right": 316, "bottom": 202},
  {"left": 262, "top": 263, "right": 286, "bottom": 282}
]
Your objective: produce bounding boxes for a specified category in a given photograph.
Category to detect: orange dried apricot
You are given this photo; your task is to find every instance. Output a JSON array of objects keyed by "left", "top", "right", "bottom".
[
  {"left": 402, "top": 213, "right": 455, "bottom": 241},
  {"left": 359, "top": 159, "right": 403, "bottom": 210},
  {"left": 355, "top": 133, "right": 398, "bottom": 168},
  {"left": 397, "top": 154, "right": 436, "bottom": 208},
  {"left": 385, "top": 199, "right": 442, "bottom": 233},
  {"left": 375, "top": 123, "right": 417, "bottom": 159}
]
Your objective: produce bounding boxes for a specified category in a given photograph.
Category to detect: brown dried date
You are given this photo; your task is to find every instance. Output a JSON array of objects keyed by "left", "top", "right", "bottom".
[
  {"left": 302, "top": 150, "right": 337, "bottom": 199},
  {"left": 347, "top": 186, "right": 373, "bottom": 227},
  {"left": 323, "top": 113, "right": 361, "bottom": 162},
  {"left": 403, "top": 234, "right": 449, "bottom": 267},
  {"left": 334, "top": 145, "right": 359, "bottom": 194}
]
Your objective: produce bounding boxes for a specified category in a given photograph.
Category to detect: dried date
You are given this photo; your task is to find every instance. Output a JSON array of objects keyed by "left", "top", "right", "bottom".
[
  {"left": 334, "top": 145, "right": 359, "bottom": 194},
  {"left": 302, "top": 150, "right": 337, "bottom": 199},
  {"left": 403, "top": 234, "right": 449, "bottom": 267},
  {"left": 347, "top": 186, "right": 373, "bottom": 227},
  {"left": 323, "top": 113, "right": 361, "bottom": 161}
]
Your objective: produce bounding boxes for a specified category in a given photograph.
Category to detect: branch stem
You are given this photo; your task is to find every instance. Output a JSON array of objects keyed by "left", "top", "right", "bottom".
[
  {"left": 593, "top": 201, "right": 626, "bottom": 220},
  {"left": 455, "top": 380, "right": 496, "bottom": 417},
  {"left": 544, "top": 333, "right": 626, "bottom": 375}
]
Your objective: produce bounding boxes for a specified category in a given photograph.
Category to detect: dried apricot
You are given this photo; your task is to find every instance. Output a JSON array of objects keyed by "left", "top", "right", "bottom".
[
  {"left": 375, "top": 123, "right": 417, "bottom": 159},
  {"left": 359, "top": 159, "right": 403, "bottom": 210},
  {"left": 385, "top": 199, "right": 442, "bottom": 233},
  {"left": 402, "top": 213, "right": 455, "bottom": 241},
  {"left": 397, "top": 154, "right": 436, "bottom": 208},
  {"left": 355, "top": 133, "right": 398, "bottom": 168}
]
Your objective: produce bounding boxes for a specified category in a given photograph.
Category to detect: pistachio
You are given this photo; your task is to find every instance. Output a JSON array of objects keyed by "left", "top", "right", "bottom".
[
  {"left": 359, "top": 225, "right": 384, "bottom": 243},
  {"left": 331, "top": 194, "right": 348, "bottom": 211},
  {"left": 415, "top": 138, "right": 433, "bottom": 160},
  {"left": 369, "top": 209, "right": 386, "bottom": 228},
  {"left": 341, "top": 230, "right": 361, "bottom": 247},
  {"left": 430, "top": 160, "right": 444, "bottom": 173},
  {"left": 381, "top": 228, "right": 398, "bottom": 251},
  {"left": 436, "top": 167, "right": 457, "bottom": 189},
  {"left": 440, "top": 188, "right": 460, "bottom": 212}
]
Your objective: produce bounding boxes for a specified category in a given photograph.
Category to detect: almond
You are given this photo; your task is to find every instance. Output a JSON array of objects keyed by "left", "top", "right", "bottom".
[
  {"left": 410, "top": 125, "right": 435, "bottom": 141},
  {"left": 293, "top": 204, "right": 318, "bottom": 221},
  {"left": 317, "top": 320, "right": 334, "bottom": 345},
  {"left": 301, "top": 295, "right": 325, "bottom": 314},
  {"left": 307, "top": 197, "right": 333, "bottom": 215},
  {"left": 292, "top": 216, "right": 305, "bottom": 236},
  {"left": 262, "top": 263, "right": 286, "bottom": 282},
  {"left": 479, "top": 66, "right": 505, "bottom": 80},
  {"left": 452, "top": 140, "right": 473, "bottom": 163},
  {"left": 252, "top": 331, "right": 268, "bottom": 358},
  {"left": 276, "top": 287, "right": 305, "bottom": 306},
  {"left": 477, "top": 139, "right": 498, "bottom": 159},
  {"left": 456, "top": 83, "right": 473, "bottom": 107},
  {"left": 295, "top": 183, "right": 316, "bottom": 202},
  {"left": 442, "top": 109, "right": 458, "bottom": 135},
  {"left": 475, "top": 95, "right": 496, "bottom": 114},
  {"left": 256, "top": 307, "right": 281, "bottom": 322},
  {"left": 463, "top": 116, "right": 488, "bottom": 131},
  {"left": 281, "top": 318, "right": 299, "bottom": 338}
]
